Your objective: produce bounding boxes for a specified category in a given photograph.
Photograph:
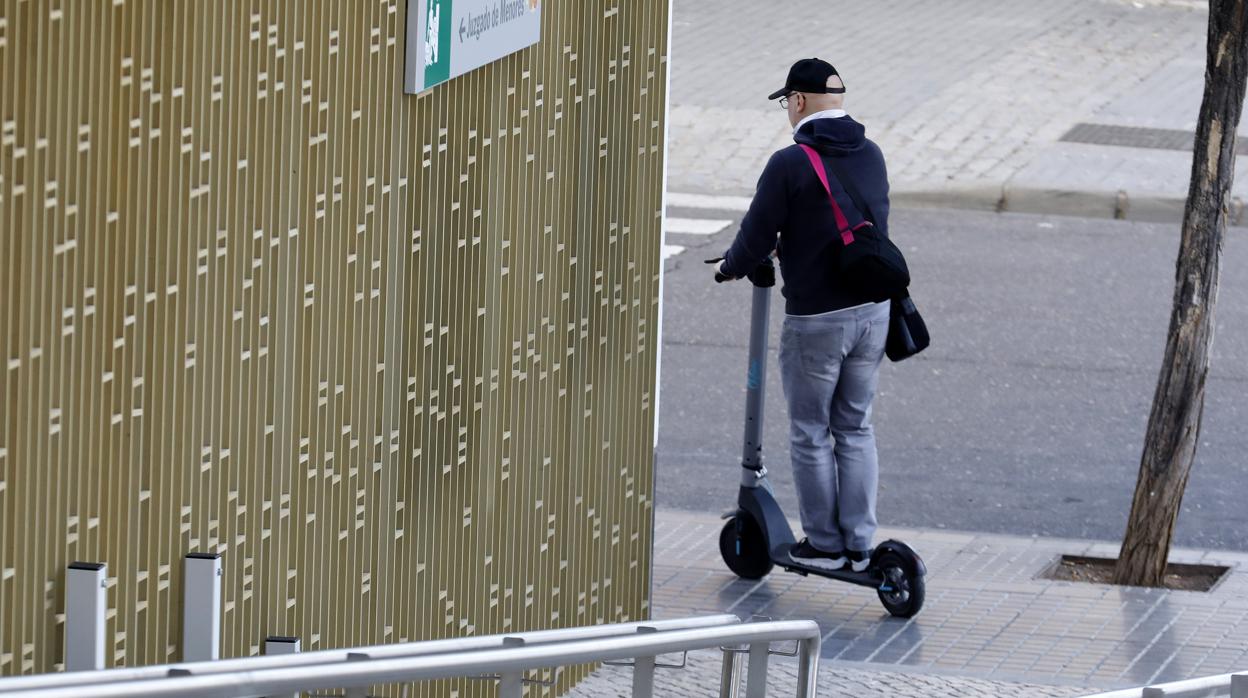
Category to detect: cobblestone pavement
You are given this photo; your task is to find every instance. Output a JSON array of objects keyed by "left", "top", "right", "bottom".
[
  {"left": 568, "top": 652, "right": 1093, "bottom": 697},
  {"left": 666, "top": 0, "right": 1248, "bottom": 219},
  {"left": 568, "top": 509, "right": 1248, "bottom": 697}
]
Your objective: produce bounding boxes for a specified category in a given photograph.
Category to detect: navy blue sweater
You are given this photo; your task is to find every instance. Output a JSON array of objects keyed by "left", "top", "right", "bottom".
[{"left": 721, "top": 115, "right": 891, "bottom": 315}]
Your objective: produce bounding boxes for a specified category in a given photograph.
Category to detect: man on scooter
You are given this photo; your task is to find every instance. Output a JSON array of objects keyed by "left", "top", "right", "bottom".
[{"left": 711, "top": 58, "right": 892, "bottom": 574}]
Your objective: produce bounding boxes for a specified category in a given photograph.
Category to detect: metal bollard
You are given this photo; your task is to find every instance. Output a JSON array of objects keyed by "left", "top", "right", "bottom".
[
  {"left": 345, "top": 652, "right": 370, "bottom": 698},
  {"left": 264, "top": 636, "right": 301, "bottom": 698},
  {"left": 65, "top": 562, "right": 107, "bottom": 672},
  {"left": 632, "top": 626, "right": 658, "bottom": 698},
  {"left": 182, "top": 553, "right": 222, "bottom": 662},
  {"left": 499, "top": 637, "right": 524, "bottom": 698}
]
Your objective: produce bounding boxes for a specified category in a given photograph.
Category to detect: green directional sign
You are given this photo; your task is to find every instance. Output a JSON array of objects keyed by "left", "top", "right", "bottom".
[
  {"left": 423, "top": 0, "right": 452, "bottom": 88},
  {"left": 405, "top": 0, "right": 542, "bottom": 94}
]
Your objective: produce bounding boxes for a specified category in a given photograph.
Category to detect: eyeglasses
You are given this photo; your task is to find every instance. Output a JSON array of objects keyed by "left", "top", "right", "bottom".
[{"left": 779, "top": 93, "right": 799, "bottom": 109}]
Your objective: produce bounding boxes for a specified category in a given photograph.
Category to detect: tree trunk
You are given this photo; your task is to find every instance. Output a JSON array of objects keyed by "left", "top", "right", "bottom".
[{"left": 1113, "top": 0, "right": 1248, "bottom": 587}]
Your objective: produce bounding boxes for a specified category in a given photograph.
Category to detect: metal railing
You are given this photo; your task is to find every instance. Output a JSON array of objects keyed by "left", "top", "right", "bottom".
[
  {"left": 1081, "top": 672, "right": 1248, "bottom": 697},
  {"left": 0, "top": 616, "right": 821, "bottom": 698},
  {"left": 0, "top": 614, "right": 738, "bottom": 693}
]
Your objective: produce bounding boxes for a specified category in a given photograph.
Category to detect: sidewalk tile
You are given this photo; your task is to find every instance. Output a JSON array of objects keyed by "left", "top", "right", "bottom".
[{"left": 603, "top": 508, "right": 1248, "bottom": 696}]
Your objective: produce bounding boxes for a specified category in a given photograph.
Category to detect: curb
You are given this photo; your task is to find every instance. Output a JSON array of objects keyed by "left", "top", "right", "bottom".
[
  {"left": 890, "top": 183, "right": 1003, "bottom": 214},
  {"left": 891, "top": 182, "right": 1247, "bottom": 226},
  {"left": 669, "top": 184, "right": 1247, "bottom": 226}
]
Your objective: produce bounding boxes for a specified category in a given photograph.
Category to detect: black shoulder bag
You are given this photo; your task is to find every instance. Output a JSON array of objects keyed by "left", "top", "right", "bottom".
[{"left": 801, "top": 146, "right": 930, "bottom": 362}]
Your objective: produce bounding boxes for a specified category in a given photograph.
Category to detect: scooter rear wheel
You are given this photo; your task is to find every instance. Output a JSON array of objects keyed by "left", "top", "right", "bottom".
[
  {"left": 875, "top": 550, "right": 925, "bottom": 617},
  {"left": 719, "top": 515, "right": 774, "bottom": 580}
]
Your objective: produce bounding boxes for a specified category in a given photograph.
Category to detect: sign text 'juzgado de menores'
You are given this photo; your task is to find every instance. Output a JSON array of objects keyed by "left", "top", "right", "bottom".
[{"left": 405, "top": 0, "right": 542, "bottom": 94}]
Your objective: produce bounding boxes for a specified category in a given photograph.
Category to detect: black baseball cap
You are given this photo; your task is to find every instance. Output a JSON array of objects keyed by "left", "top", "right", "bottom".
[{"left": 767, "top": 58, "right": 845, "bottom": 100}]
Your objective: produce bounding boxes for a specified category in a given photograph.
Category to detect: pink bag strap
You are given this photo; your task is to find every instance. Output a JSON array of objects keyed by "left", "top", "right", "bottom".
[{"left": 798, "top": 144, "right": 866, "bottom": 246}]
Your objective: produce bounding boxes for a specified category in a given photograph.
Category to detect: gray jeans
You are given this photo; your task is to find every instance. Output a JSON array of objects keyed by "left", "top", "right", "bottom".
[{"left": 778, "top": 300, "right": 889, "bottom": 552}]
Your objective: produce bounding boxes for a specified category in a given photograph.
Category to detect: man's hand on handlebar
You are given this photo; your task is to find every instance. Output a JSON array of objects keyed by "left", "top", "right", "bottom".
[
  {"left": 706, "top": 256, "right": 775, "bottom": 287},
  {"left": 704, "top": 257, "right": 738, "bottom": 283},
  {"left": 747, "top": 257, "right": 776, "bottom": 288}
]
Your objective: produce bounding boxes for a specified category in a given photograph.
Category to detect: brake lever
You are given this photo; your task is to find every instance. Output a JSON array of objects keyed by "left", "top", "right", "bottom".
[{"left": 704, "top": 257, "right": 732, "bottom": 283}]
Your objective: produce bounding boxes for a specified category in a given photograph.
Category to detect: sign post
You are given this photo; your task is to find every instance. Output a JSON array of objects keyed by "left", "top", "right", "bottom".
[{"left": 405, "top": 0, "right": 542, "bottom": 94}]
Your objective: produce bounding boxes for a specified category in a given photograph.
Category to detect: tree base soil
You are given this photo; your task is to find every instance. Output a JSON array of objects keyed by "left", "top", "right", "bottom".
[{"left": 1043, "top": 555, "right": 1229, "bottom": 592}]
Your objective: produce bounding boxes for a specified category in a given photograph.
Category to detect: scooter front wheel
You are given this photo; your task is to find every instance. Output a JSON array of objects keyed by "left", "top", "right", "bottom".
[
  {"left": 719, "top": 515, "right": 774, "bottom": 580},
  {"left": 875, "top": 550, "right": 925, "bottom": 617}
]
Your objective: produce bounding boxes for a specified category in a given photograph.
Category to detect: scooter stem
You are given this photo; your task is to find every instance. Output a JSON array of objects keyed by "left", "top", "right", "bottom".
[{"left": 740, "top": 281, "right": 771, "bottom": 488}]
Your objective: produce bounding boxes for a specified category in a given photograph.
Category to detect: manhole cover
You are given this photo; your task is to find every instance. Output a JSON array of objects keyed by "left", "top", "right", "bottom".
[{"left": 1059, "top": 122, "right": 1248, "bottom": 155}]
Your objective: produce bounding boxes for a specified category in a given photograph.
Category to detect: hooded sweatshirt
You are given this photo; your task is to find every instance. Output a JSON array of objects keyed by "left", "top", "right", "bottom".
[{"left": 720, "top": 114, "right": 891, "bottom": 316}]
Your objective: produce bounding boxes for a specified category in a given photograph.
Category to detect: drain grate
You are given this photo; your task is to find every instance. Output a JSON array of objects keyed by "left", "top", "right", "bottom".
[{"left": 1059, "top": 122, "right": 1248, "bottom": 154}]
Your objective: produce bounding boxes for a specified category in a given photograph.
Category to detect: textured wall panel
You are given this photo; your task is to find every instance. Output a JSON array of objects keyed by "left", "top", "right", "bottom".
[{"left": 0, "top": 1, "right": 667, "bottom": 694}]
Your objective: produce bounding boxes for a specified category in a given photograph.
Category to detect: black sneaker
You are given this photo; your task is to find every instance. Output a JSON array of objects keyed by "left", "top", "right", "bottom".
[
  {"left": 846, "top": 549, "right": 871, "bottom": 573},
  {"left": 789, "top": 539, "right": 847, "bottom": 571}
]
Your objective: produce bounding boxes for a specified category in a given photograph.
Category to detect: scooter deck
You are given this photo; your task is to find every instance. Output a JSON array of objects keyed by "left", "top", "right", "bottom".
[{"left": 772, "top": 545, "right": 882, "bottom": 589}]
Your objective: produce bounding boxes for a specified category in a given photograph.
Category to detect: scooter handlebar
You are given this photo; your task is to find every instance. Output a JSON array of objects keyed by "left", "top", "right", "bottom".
[{"left": 705, "top": 257, "right": 775, "bottom": 287}]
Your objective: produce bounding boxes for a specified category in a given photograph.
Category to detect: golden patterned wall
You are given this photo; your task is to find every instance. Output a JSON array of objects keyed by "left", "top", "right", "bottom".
[{"left": 0, "top": 0, "right": 667, "bottom": 693}]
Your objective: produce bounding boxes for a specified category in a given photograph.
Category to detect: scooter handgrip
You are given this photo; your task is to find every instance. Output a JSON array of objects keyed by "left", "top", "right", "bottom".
[{"left": 747, "top": 259, "right": 776, "bottom": 288}]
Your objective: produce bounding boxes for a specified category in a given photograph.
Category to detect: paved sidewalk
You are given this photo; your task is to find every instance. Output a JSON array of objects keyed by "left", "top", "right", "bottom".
[
  {"left": 570, "top": 652, "right": 1092, "bottom": 697},
  {"left": 667, "top": 0, "right": 1248, "bottom": 222},
  {"left": 569, "top": 509, "right": 1248, "bottom": 697}
]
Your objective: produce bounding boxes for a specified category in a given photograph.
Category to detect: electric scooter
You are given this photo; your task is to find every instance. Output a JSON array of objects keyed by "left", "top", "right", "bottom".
[{"left": 717, "top": 259, "right": 927, "bottom": 618}]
